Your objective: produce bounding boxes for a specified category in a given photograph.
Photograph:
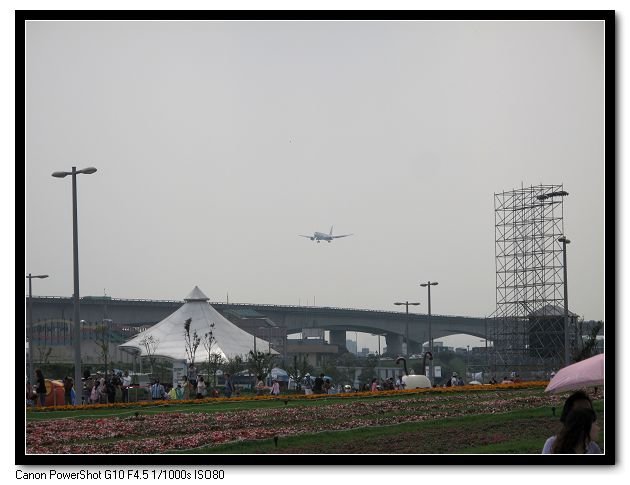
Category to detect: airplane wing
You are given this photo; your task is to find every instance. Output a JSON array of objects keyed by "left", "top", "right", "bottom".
[
  {"left": 299, "top": 235, "right": 314, "bottom": 239},
  {"left": 332, "top": 234, "right": 353, "bottom": 239}
]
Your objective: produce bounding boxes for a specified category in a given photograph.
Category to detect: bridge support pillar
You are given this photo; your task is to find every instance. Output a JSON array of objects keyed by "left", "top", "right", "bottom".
[
  {"left": 329, "top": 330, "right": 347, "bottom": 352},
  {"left": 385, "top": 333, "right": 403, "bottom": 356}
]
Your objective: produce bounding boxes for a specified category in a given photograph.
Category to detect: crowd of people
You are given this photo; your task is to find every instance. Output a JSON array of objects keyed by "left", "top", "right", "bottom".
[
  {"left": 150, "top": 373, "right": 240, "bottom": 401},
  {"left": 25, "top": 368, "right": 242, "bottom": 406}
]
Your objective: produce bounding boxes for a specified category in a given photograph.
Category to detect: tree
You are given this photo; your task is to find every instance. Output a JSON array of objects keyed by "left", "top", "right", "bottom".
[
  {"left": 37, "top": 346, "right": 52, "bottom": 366},
  {"left": 94, "top": 323, "right": 111, "bottom": 375},
  {"left": 336, "top": 352, "right": 358, "bottom": 368},
  {"left": 246, "top": 350, "right": 276, "bottom": 383},
  {"left": 357, "top": 353, "right": 379, "bottom": 387},
  {"left": 365, "top": 353, "right": 379, "bottom": 370},
  {"left": 183, "top": 318, "right": 200, "bottom": 368},
  {"left": 139, "top": 334, "right": 160, "bottom": 374},
  {"left": 286, "top": 355, "right": 314, "bottom": 391},
  {"left": 206, "top": 353, "right": 226, "bottom": 387},
  {"left": 223, "top": 355, "right": 246, "bottom": 377},
  {"left": 573, "top": 320, "right": 604, "bottom": 362},
  {"left": 329, "top": 355, "right": 356, "bottom": 385},
  {"left": 201, "top": 322, "right": 222, "bottom": 382}
]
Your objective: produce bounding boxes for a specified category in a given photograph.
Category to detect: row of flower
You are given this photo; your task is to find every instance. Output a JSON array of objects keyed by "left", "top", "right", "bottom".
[
  {"left": 27, "top": 381, "right": 548, "bottom": 413},
  {"left": 26, "top": 386, "right": 561, "bottom": 454}
]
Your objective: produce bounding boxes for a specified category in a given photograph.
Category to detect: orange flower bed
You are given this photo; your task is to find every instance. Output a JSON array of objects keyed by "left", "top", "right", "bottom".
[{"left": 26, "top": 381, "right": 549, "bottom": 413}]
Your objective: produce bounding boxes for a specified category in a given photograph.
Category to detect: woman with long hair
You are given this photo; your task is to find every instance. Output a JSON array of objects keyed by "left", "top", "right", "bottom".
[
  {"left": 550, "top": 407, "right": 601, "bottom": 454},
  {"left": 542, "top": 390, "right": 602, "bottom": 454}
]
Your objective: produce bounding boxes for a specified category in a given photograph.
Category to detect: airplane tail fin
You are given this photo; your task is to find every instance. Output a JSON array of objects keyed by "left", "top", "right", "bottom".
[{"left": 329, "top": 226, "right": 334, "bottom": 236}]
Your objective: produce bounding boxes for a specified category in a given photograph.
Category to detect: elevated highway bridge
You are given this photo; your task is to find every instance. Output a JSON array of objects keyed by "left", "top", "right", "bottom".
[{"left": 28, "top": 296, "right": 490, "bottom": 355}]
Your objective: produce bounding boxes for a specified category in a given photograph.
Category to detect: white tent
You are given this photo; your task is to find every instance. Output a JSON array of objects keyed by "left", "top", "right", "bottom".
[{"left": 119, "top": 286, "right": 277, "bottom": 362}]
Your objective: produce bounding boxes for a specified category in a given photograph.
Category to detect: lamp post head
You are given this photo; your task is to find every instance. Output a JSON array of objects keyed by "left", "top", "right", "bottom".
[
  {"left": 420, "top": 281, "right": 439, "bottom": 287},
  {"left": 558, "top": 236, "right": 571, "bottom": 244},
  {"left": 26, "top": 274, "right": 48, "bottom": 279},
  {"left": 52, "top": 167, "right": 97, "bottom": 177}
]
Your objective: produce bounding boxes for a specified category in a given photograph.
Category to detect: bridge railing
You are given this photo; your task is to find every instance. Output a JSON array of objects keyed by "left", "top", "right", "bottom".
[{"left": 28, "top": 296, "right": 487, "bottom": 320}]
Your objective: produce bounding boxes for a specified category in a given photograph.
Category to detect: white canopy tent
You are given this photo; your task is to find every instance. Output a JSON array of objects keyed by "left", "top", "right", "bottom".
[{"left": 119, "top": 286, "right": 277, "bottom": 362}]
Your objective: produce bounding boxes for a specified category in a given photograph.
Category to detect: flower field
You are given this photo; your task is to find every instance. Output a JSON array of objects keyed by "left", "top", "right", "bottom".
[{"left": 24, "top": 384, "right": 574, "bottom": 455}]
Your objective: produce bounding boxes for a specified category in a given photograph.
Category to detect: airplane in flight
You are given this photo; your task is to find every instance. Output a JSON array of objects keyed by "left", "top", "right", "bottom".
[{"left": 299, "top": 226, "right": 353, "bottom": 243}]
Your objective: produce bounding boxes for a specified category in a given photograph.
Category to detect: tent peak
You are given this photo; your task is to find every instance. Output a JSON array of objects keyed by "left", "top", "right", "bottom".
[{"left": 184, "top": 286, "right": 210, "bottom": 302}]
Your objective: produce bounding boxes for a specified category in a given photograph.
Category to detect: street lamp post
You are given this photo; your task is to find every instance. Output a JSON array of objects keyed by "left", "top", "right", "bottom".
[
  {"left": 102, "top": 319, "right": 113, "bottom": 376},
  {"left": 26, "top": 273, "right": 49, "bottom": 384},
  {"left": 467, "top": 345, "right": 470, "bottom": 382},
  {"left": 558, "top": 235, "right": 571, "bottom": 366},
  {"left": 394, "top": 301, "right": 420, "bottom": 358},
  {"left": 52, "top": 166, "right": 97, "bottom": 404},
  {"left": 420, "top": 281, "right": 439, "bottom": 383}
]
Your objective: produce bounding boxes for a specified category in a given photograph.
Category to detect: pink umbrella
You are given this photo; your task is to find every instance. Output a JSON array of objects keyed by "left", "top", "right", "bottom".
[{"left": 545, "top": 353, "right": 605, "bottom": 394}]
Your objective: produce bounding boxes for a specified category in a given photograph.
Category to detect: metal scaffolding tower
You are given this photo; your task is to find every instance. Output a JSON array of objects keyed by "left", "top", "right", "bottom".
[{"left": 492, "top": 184, "right": 573, "bottom": 378}]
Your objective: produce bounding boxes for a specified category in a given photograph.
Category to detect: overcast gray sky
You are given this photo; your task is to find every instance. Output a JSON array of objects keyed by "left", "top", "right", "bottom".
[{"left": 24, "top": 20, "right": 605, "bottom": 349}]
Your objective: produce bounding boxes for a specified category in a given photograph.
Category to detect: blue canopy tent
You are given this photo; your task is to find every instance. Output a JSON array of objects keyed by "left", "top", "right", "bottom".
[{"left": 269, "top": 367, "right": 289, "bottom": 385}]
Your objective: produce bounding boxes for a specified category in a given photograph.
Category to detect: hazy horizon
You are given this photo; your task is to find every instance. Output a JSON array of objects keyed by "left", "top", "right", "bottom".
[{"left": 25, "top": 21, "right": 606, "bottom": 351}]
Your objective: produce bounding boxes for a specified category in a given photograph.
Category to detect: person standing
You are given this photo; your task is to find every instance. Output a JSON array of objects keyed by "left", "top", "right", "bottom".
[
  {"left": 90, "top": 380, "right": 100, "bottom": 404},
  {"left": 150, "top": 379, "right": 165, "bottom": 400},
  {"left": 451, "top": 372, "right": 458, "bottom": 387},
  {"left": 99, "top": 376, "right": 108, "bottom": 404},
  {"left": 196, "top": 376, "right": 207, "bottom": 398},
  {"left": 183, "top": 376, "right": 196, "bottom": 400},
  {"left": 313, "top": 374, "right": 325, "bottom": 394},
  {"left": 303, "top": 374, "right": 313, "bottom": 395},
  {"left": 187, "top": 364, "right": 197, "bottom": 388},
  {"left": 106, "top": 375, "right": 116, "bottom": 404},
  {"left": 323, "top": 379, "right": 332, "bottom": 394},
  {"left": 271, "top": 379, "right": 280, "bottom": 396},
  {"left": 26, "top": 379, "right": 35, "bottom": 406},
  {"left": 63, "top": 376, "right": 73, "bottom": 406},
  {"left": 370, "top": 378, "right": 378, "bottom": 392},
  {"left": 121, "top": 371, "right": 131, "bottom": 403},
  {"left": 255, "top": 375, "right": 266, "bottom": 396},
  {"left": 35, "top": 369, "right": 47, "bottom": 407}
]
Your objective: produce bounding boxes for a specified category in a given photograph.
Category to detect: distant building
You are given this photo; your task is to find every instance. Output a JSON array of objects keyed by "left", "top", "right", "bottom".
[
  {"left": 346, "top": 339, "right": 357, "bottom": 355},
  {"left": 358, "top": 347, "right": 371, "bottom": 357},
  {"left": 286, "top": 340, "right": 339, "bottom": 367}
]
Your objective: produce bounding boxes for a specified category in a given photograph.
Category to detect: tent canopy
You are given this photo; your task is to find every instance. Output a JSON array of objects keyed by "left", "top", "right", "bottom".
[
  {"left": 119, "top": 286, "right": 277, "bottom": 362},
  {"left": 270, "top": 367, "right": 289, "bottom": 381}
]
